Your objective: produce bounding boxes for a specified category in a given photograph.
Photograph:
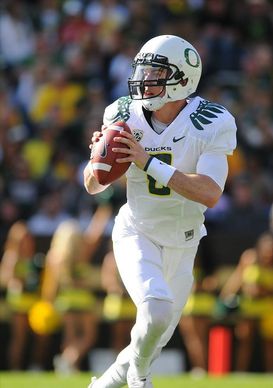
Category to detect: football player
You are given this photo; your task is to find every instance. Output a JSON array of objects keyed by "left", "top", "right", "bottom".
[{"left": 84, "top": 34, "right": 237, "bottom": 388}]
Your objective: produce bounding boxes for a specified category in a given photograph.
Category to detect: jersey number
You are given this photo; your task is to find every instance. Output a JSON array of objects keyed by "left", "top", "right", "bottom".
[{"left": 147, "top": 153, "right": 172, "bottom": 196}]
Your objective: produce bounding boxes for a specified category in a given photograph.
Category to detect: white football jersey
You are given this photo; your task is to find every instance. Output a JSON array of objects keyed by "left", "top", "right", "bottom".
[{"left": 104, "top": 96, "right": 237, "bottom": 248}]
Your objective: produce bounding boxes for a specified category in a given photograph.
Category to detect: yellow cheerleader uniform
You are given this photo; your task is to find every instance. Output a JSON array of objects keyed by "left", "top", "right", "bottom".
[
  {"left": 54, "top": 262, "right": 96, "bottom": 313},
  {"left": 240, "top": 264, "right": 273, "bottom": 318},
  {"left": 7, "top": 259, "right": 40, "bottom": 313},
  {"left": 183, "top": 267, "right": 216, "bottom": 317},
  {"left": 183, "top": 291, "right": 216, "bottom": 317},
  {"left": 103, "top": 293, "right": 136, "bottom": 321},
  {"left": 240, "top": 264, "right": 273, "bottom": 339}
]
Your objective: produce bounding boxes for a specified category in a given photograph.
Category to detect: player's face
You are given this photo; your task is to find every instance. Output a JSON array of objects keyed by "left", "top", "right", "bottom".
[
  {"left": 129, "top": 65, "right": 168, "bottom": 99},
  {"left": 142, "top": 67, "right": 167, "bottom": 97}
]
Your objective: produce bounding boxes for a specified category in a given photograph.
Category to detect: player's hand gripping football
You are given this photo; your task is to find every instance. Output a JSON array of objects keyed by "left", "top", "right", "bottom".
[
  {"left": 89, "top": 125, "right": 107, "bottom": 149},
  {"left": 112, "top": 130, "right": 150, "bottom": 170}
]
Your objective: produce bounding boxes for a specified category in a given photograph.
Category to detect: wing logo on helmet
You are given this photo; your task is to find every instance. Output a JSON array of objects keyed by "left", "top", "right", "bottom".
[{"left": 135, "top": 52, "right": 169, "bottom": 66}]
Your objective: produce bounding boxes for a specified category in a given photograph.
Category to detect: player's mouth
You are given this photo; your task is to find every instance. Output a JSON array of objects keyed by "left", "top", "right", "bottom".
[{"left": 144, "top": 91, "right": 155, "bottom": 97}]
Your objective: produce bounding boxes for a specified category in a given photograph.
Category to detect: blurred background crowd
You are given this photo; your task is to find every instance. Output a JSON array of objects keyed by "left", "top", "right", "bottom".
[{"left": 0, "top": 0, "right": 273, "bottom": 377}]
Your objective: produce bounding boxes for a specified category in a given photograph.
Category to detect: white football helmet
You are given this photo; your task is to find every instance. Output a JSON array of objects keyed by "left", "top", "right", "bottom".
[{"left": 128, "top": 35, "right": 202, "bottom": 111}]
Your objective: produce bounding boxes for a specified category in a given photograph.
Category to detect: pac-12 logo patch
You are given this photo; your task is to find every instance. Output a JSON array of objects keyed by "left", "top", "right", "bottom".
[
  {"left": 185, "top": 229, "right": 194, "bottom": 241},
  {"left": 132, "top": 128, "right": 144, "bottom": 142}
]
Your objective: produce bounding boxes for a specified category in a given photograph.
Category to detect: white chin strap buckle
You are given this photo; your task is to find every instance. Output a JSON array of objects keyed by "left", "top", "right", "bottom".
[{"left": 142, "top": 97, "right": 165, "bottom": 111}]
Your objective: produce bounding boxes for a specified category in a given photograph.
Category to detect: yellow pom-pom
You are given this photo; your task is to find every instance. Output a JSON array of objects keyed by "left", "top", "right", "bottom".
[{"left": 28, "top": 300, "right": 62, "bottom": 335}]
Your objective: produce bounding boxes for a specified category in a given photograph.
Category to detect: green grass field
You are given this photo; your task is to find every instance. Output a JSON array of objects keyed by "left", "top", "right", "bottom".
[{"left": 1, "top": 372, "right": 273, "bottom": 388}]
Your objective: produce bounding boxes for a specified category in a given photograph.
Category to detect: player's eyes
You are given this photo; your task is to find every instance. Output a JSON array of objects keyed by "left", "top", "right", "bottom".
[{"left": 143, "top": 70, "right": 162, "bottom": 79}]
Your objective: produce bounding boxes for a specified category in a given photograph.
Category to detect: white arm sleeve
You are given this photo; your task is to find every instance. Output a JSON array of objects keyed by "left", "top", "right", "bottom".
[{"left": 197, "top": 153, "right": 228, "bottom": 191}]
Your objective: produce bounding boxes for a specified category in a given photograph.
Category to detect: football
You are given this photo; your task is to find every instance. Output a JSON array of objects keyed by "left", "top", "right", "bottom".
[{"left": 91, "top": 121, "right": 132, "bottom": 185}]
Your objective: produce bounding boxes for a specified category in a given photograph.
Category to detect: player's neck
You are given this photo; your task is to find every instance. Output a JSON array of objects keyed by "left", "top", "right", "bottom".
[{"left": 152, "top": 99, "right": 188, "bottom": 124}]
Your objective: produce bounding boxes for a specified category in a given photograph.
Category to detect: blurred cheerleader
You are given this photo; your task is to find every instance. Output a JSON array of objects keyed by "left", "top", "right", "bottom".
[
  {"left": 42, "top": 205, "right": 112, "bottom": 373},
  {"left": 0, "top": 221, "right": 47, "bottom": 370},
  {"left": 220, "top": 232, "right": 273, "bottom": 372},
  {"left": 41, "top": 219, "right": 96, "bottom": 373}
]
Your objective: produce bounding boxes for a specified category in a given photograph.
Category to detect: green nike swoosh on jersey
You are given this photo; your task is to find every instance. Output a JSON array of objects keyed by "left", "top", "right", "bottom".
[{"left": 173, "top": 135, "right": 186, "bottom": 143}]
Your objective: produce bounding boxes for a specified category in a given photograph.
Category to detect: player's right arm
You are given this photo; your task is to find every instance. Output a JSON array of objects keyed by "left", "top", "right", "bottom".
[
  {"left": 83, "top": 162, "right": 109, "bottom": 194},
  {"left": 84, "top": 129, "right": 110, "bottom": 195},
  {"left": 85, "top": 97, "right": 132, "bottom": 195}
]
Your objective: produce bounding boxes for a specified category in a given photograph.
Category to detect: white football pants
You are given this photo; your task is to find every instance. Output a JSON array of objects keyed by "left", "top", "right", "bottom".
[{"left": 113, "top": 229, "right": 198, "bottom": 377}]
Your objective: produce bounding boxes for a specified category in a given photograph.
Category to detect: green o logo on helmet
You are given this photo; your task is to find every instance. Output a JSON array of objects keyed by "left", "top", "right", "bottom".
[{"left": 184, "top": 48, "right": 200, "bottom": 68}]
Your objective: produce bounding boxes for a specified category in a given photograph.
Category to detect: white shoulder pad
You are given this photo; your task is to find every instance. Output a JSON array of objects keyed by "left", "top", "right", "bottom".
[
  {"left": 205, "top": 111, "right": 237, "bottom": 155},
  {"left": 103, "top": 96, "right": 133, "bottom": 125}
]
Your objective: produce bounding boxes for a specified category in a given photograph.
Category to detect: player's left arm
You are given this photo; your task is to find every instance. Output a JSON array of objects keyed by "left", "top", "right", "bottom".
[
  {"left": 113, "top": 132, "right": 223, "bottom": 207},
  {"left": 114, "top": 131, "right": 224, "bottom": 207},
  {"left": 112, "top": 131, "right": 224, "bottom": 208},
  {"left": 167, "top": 116, "right": 236, "bottom": 207},
  {"left": 113, "top": 115, "right": 236, "bottom": 208},
  {"left": 113, "top": 137, "right": 222, "bottom": 207},
  {"left": 168, "top": 154, "right": 227, "bottom": 208}
]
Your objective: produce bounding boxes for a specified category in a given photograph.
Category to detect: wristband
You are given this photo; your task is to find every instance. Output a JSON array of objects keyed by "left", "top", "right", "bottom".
[
  {"left": 145, "top": 157, "right": 176, "bottom": 186},
  {"left": 143, "top": 156, "right": 154, "bottom": 172}
]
